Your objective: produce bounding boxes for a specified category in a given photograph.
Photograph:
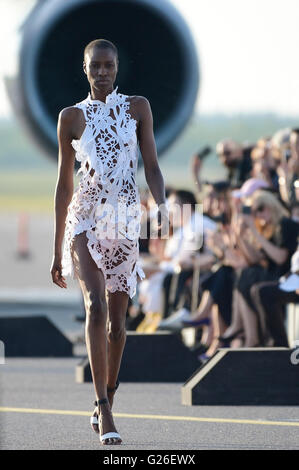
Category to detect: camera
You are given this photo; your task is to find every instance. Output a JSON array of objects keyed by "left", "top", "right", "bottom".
[
  {"left": 196, "top": 146, "right": 212, "bottom": 161},
  {"left": 241, "top": 205, "right": 251, "bottom": 215}
]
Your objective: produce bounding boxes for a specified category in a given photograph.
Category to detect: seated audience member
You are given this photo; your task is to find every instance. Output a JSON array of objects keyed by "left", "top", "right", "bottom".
[
  {"left": 159, "top": 181, "right": 231, "bottom": 332},
  {"left": 136, "top": 189, "right": 204, "bottom": 332},
  {"left": 181, "top": 188, "right": 249, "bottom": 359},
  {"left": 135, "top": 127, "right": 299, "bottom": 354},
  {"left": 221, "top": 189, "right": 299, "bottom": 347},
  {"left": 249, "top": 248, "right": 299, "bottom": 347},
  {"left": 175, "top": 180, "right": 278, "bottom": 358}
]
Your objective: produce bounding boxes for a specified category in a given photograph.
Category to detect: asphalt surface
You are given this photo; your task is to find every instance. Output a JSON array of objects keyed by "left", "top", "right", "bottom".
[
  {"left": 1, "top": 213, "right": 299, "bottom": 451},
  {"left": 1, "top": 358, "right": 299, "bottom": 450}
]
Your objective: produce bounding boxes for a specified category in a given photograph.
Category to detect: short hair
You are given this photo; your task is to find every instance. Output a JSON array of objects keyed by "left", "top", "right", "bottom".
[
  {"left": 170, "top": 189, "right": 197, "bottom": 211},
  {"left": 216, "top": 139, "right": 242, "bottom": 155},
  {"left": 211, "top": 181, "right": 231, "bottom": 193},
  {"left": 84, "top": 39, "right": 118, "bottom": 61}
]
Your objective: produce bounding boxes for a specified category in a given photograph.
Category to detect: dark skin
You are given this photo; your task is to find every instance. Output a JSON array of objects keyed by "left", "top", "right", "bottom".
[{"left": 50, "top": 46, "right": 167, "bottom": 444}]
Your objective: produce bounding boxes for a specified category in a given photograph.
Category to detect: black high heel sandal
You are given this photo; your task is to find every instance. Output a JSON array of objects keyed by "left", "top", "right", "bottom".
[
  {"left": 90, "top": 380, "right": 120, "bottom": 434},
  {"left": 95, "top": 398, "right": 122, "bottom": 445}
]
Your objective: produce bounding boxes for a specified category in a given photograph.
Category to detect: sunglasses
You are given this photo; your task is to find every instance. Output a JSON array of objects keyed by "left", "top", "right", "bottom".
[
  {"left": 253, "top": 204, "right": 265, "bottom": 214},
  {"left": 220, "top": 150, "right": 232, "bottom": 157}
]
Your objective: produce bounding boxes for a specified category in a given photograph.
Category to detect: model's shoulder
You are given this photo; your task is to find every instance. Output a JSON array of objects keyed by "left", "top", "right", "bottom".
[
  {"left": 58, "top": 105, "right": 83, "bottom": 122},
  {"left": 58, "top": 106, "right": 86, "bottom": 133},
  {"left": 128, "top": 95, "right": 150, "bottom": 107},
  {"left": 127, "top": 96, "right": 151, "bottom": 121}
]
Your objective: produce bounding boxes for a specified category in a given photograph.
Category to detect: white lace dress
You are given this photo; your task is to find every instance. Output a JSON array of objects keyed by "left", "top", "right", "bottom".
[{"left": 61, "top": 86, "right": 145, "bottom": 298}]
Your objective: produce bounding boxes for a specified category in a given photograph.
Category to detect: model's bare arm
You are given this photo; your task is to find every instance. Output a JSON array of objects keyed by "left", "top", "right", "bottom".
[
  {"left": 137, "top": 97, "right": 166, "bottom": 207},
  {"left": 136, "top": 97, "right": 168, "bottom": 236},
  {"left": 50, "top": 107, "right": 77, "bottom": 287}
]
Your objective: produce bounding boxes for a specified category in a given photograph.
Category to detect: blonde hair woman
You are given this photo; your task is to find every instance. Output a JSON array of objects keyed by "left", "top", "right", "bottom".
[{"left": 220, "top": 190, "right": 298, "bottom": 347}]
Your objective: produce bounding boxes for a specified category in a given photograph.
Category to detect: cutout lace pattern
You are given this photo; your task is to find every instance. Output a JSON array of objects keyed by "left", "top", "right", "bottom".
[{"left": 61, "top": 87, "right": 145, "bottom": 298}]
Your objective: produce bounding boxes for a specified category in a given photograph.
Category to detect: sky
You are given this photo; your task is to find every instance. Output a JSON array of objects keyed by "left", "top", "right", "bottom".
[{"left": 0, "top": 0, "right": 299, "bottom": 117}]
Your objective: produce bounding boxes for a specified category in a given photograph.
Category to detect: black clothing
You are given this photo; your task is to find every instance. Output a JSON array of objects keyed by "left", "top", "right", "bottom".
[
  {"left": 237, "top": 216, "right": 299, "bottom": 314},
  {"left": 181, "top": 266, "right": 234, "bottom": 326},
  {"left": 236, "top": 264, "right": 277, "bottom": 313},
  {"left": 263, "top": 217, "right": 299, "bottom": 277},
  {"left": 251, "top": 281, "right": 299, "bottom": 347},
  {"left": 203, "top": 266, "right": 235, "bottom": 326},
  {"left": 162, "top": 269, "right": 193, "bottom": 318},
  {"left": 269, "top": 168, "right": 279, "bottom": 192}
]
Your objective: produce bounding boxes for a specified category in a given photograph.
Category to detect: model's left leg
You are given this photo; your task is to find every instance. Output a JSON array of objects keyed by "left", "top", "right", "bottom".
[
  {"left": 106, "top": 289, "right": 129, "bottom": 408},
  {"left": 103, "top": 237, "right": 138, "bottom": 407}
]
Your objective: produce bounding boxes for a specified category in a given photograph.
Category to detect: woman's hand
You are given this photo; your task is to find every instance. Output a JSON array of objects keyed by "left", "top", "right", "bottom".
[
  {"left": 223, "top": 247, "right": 248, "bottom": 268},
  {"left": 50, "top": 254, "right": 67, "bottom": 288},
  {"left": 239, "top": 214, "right": 257, "bottom": 234},
  {"left": 233, "top": 215, "right": 248, "bottom": 237},
  {"left": 206, "top": 230, "right": 226, "bottom": 251}
]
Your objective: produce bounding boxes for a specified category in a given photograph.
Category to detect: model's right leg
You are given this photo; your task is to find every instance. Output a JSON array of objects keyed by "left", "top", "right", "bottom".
[{"left": 71, "top": 231, "right": 121, "bottom": 444}]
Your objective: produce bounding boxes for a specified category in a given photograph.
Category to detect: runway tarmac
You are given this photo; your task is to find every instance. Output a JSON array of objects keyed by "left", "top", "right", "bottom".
[
  {"left": 1, "top": 357, "right": 299, "bottom": 450},
  {"left": 1, "top": 213, "right": 299, "bottom": 451}
]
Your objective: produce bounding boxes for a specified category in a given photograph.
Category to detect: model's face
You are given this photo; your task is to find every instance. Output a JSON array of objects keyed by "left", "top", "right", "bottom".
[{"left": 83, "top": 47, "right": 118, "bottom": 90}]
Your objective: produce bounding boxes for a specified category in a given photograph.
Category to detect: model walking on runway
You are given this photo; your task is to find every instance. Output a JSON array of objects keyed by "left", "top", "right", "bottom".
[{"left": 50, "top": 39, "right": 167, "bottom": 445}]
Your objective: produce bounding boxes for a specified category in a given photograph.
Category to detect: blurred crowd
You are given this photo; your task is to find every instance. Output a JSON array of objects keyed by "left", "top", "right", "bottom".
[{"left": 126, "top": 127, "right": 299, "bottom": 362}]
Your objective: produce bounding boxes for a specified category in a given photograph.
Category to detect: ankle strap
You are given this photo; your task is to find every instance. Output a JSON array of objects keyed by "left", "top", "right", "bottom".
[
  {"left": 93, "top": 380, "right": 120, "bottom": 406},
  {"left": 94, "top": 398, "right": 108, "bottom": 407}
]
